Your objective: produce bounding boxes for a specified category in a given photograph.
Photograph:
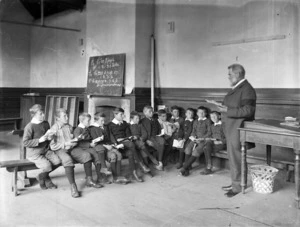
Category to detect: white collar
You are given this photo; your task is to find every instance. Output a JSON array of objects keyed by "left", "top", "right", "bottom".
[
  {"left": 214, "top": 121, "right": 222, "bottom": 126},
  {"left": 112, "top": 118, "right": 123, "bottom": 125},
  {"left": 130, "top": 121, "right": 137, "bottom": 125},
  {"left": 171, "top": 116, "right": 179, "bottom": 120},
  {"left": 232, "top": 78, "right": 246, "bottom": 90},
  {"left": 31, "top": 118, "right": 43, "bottom": 124},
  {"left": 185, "top": 118, "right": 193, "bottom": 122},
  {"left": 198, "top": 117, "right": 207, "bottom": 121},
  {"left": 91, "top": 122, "right": 101, "bottom": 127},
  {"left": 78, "top": 123, "right": 86, "bottom": 129}
]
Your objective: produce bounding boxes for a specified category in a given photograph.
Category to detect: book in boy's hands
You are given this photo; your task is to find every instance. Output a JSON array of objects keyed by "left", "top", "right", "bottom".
[
  {"left": 172, "top": 139, "right": 185, "bottom": 148},
  {"left": 92, "top": 136, "right": 104, "bottom": 144},
  {"left": 157, "top": 129, "right": 165, "bottom": 137}
]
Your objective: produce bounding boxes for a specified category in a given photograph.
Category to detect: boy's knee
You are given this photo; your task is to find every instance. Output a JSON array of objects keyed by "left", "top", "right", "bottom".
[
  {"left": 117, "top": 153, "right": 122, "bottom": 161},
  {"left": 61, "top": 156, "right": 74, "bottom": 167},
  {"left": 40, "top": 162, "right": 52, "bottom": 172}
]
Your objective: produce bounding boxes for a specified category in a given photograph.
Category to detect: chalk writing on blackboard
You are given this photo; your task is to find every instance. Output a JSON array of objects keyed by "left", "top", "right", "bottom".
[{"left": 87, "top": 54, "right": 125, "bottom": 96}]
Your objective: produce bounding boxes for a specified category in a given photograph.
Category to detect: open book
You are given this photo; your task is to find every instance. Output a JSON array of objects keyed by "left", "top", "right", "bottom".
[
  {"left": 172, "top": 139, "right": 185, "bottom": 149},
  {"left": 205, "top": 99, "right": 226, "bottom": 108}
]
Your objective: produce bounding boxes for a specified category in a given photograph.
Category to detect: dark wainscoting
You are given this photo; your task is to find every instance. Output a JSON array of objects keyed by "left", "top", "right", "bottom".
[{"left": 155, "top": 88, "right": 300, "bottom": 120}]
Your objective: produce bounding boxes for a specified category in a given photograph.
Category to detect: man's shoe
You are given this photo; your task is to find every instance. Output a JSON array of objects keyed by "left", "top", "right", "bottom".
[
  {"left": 86, "top": 176, "right": 103, "bottom": 188},
  {"left": 222, "top": 185, "right": 232, "bottom": 191},
  {"left": 100, "top": 168, "right": 112, "bottom": 175},
  {"left": 225, "top": 189, "right": 239, "bottom": 198},
  {"left": 71, "top": 183, "right": 80, "bottom": 198},
  {"left": 132, "top": 170, "right": 143, "bottom": 182},
  {"left": 200, "top": 168, "right": 213, "bottom": 175},
  {"left": 139, "top": 162, "right": 150, "bottom": 173},
  {"left": 36, "top": 173, "right": 47, "bottom": 190}
]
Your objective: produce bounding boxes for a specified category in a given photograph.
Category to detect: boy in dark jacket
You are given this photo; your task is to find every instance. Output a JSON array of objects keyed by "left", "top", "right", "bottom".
[
  {"left": 176, "top": 108, "right": 194, "bottom": 169},
  {"left": 179, "top": 106, "right": 212, "bottom": 176},
  {"left": 140, "top": 106, "right": 165, "bottom": 171},
  {"left": 108, "top": 107, "right": 143, "bottom": 182},
  {"left": 90, "top": 112, "right": 129, "bottom": 184}
]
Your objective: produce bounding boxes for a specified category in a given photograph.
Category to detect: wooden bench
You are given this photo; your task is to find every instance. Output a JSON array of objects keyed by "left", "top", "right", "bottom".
[
  {"left": 0, "top": 117, "right": 22, "bottom": 131},
  {"left": 0, "top": 159, "right": 37, "bottom": 196},
  {"left": 212, "top": 150, "right": 294, "bottom": 182}
]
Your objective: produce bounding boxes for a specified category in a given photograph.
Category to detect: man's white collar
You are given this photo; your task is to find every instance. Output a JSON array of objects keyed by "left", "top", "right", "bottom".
[
  {"left": 214, "top": 121, "right": 222, "bottom": 126},
  {"left": 198, "top": 117, "right": 207, "bottom": 121},
  {"left": 112, "top": 118, "right": 123, "bottom": 125},
  {"left": 232, "top": 78, "right": 246, "bottom": 90},
  {"left": 185, "top": 118, "right": 193, "bottom": 122},
  {"left": 78, "top": 123, "right": 86, "bottom": 129},
  {"left": 31, "top": 118, "right": 43, "bottom": 124}
]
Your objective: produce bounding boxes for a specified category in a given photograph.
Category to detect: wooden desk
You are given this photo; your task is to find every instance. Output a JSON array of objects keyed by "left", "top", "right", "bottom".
[{"left": 239, "top": 119, "right": 300, "bottom": 208}]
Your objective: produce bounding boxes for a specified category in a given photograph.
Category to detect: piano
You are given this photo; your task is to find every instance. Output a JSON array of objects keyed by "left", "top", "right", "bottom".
[{"left": 239, "top": 119, "right": 300, "bottom": 209}]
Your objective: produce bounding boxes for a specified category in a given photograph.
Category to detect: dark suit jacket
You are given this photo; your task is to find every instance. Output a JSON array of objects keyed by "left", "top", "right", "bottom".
[
  {"left": 140, "top": 118, "right": 161, "bottom": 142},
  {"left": 223, "top": 79, "right": 256, "bottom": 148}
]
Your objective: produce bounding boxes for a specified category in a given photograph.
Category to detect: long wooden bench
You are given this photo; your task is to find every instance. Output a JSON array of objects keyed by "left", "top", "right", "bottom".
[
  {"left": 0, "top": 159, "right": 37, "bottom": 196},
  {"left": 212, "top": 150, "right": 294, "bottom": 182}
]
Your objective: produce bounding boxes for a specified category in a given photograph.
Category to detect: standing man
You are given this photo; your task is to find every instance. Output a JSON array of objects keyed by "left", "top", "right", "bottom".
[{"left": 218, "top": 64, "right": 256, "bottom": 198}]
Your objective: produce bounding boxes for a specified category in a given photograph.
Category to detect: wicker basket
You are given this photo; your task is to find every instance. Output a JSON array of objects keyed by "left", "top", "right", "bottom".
[{"left": 250, "top": 165, "right": 279, "bottom": 194}]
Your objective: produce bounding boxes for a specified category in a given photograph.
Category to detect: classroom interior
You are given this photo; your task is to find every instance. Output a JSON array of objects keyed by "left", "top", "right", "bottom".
[{"left": 0, "top": 0, "right": 300, "bottom": 226}]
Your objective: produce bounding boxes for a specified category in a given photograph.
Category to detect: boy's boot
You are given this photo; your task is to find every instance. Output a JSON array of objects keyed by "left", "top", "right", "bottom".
[
  {"left": 86, "top": 176, "right": 103, "bottom": 188},
  {"left": 36, "top": 172, "right": 48, "bottom": 190},
  {"left": 71, "top": 183, "right": 80, "bottom": 198},
  {"left": 139, "top": 161, "right": 150, "bottom": 173},
  {"left": 95, "top": 164, "right": 104, "bottom": 187},
  {"left": 132, "top": 170, "right": 143, "bottom": 182},
  {"left": 176, "top": 151, "right": 185, "bottom": 169}
]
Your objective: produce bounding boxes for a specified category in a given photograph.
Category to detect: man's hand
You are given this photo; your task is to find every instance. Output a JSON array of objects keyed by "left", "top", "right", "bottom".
[
  {"left": 146, "top": 140, "right": 154, "bottom": 147},
  {"left": 218, "top": 105, "right": 228, "bottom": 113}
]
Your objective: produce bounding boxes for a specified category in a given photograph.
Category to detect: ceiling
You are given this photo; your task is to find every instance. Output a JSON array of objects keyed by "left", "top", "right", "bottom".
[{"left": 20, "top": 0, "right": 86, "bottom": 19}]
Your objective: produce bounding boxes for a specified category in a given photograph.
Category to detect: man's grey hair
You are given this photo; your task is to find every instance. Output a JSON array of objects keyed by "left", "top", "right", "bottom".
[{"left": 228, "top": 64, "right": 245, "bottom": 79}]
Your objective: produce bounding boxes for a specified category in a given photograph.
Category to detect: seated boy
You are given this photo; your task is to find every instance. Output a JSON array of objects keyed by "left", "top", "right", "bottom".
[
  {"left": 108, "top": 107, "right": 143, "bottom": 182},
  {"left": 140, "top": 106, "right": 165, "bottom": 171},
  {"left": 73, "top": 112, "right": 106, "bottom": 187},
  {"left": 50, "top": 108, "right": 102, "bottom": 198},
  {"left": 157, "top": 109, "right": 176, "bottom": 165},
  {"left": 129, "top": 111, "right": 154, "bottom": 173},
  {"left": 200, "top": 111, "right": 227, "bottom": 175},
  {"left": 89, "top": 112, "right": 129, "bottom": 184},
  {"left": 176, "top": 108, "right": 195, "bottom": 169},
  {"left": 179, "top": 106, "right": 212, "bottom": 176},
  {"left": 23, "top": 104, "right": 60, "bottom": 191}
]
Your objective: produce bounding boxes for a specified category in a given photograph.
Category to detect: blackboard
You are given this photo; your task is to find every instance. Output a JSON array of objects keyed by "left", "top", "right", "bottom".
[{"left": 87, "top": 54, "right": 125, "bottom": 96}]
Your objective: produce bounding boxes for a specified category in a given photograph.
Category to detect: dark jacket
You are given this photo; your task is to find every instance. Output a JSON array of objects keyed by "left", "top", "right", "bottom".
[
  {"left": 89, "top": 125, "right": 112, "bottom": 145},
  {"left": 139, "top": 117, "right": 162, "bottom": 142},
  {"left": 108, "top": 121, "right": 131, "bottom": 144},
  {"left": 178, "top": 119, "right": 194, "bottom": 140}
]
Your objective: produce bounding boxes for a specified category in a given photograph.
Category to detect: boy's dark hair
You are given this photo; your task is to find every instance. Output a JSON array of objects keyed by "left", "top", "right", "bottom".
[
  {"left": 94, "top": 112, "right": 106, "bottom": 121},
  {"left": 197, "top": 106, "right": 208, "bottom": 116},
  {"left": 113, "top": 107, "right": 124, "bottom": 115},
  {"left": 171, "top": 105, "right": 180, "bottom": 112},
  {"left": 157, "top": 109, "right": 167, "bottom": 116},
  {"left": 210, "top": 111, "right": 221, "bottom": 117},
  {"left": 186, "top": 108, "right": 195, "bottom": 116},
  {"left": 130, "top": 111, "right": 140, "bottom": 119},
  {"left": 79, "top": 112, "right": 91, "bottom": 122}
]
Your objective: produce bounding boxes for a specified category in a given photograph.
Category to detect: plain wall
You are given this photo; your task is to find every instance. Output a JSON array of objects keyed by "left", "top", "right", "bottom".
[
  {"left": 155, "top": 0, "right": 300, "bottom": 88},
  {"left": 30, "top": 10, "right": 86, "bottom": 87},
  {"left": 0, "top": 0, "right": 31, "bottom": 87},
  {"left": 86, "top": 0, "right": 136, "bottom": 94}
]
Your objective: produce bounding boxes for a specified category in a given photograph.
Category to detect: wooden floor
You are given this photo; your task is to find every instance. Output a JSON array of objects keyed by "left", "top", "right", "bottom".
[{"left": 0, "top": 131, "right": 299, "bottom": 227}]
